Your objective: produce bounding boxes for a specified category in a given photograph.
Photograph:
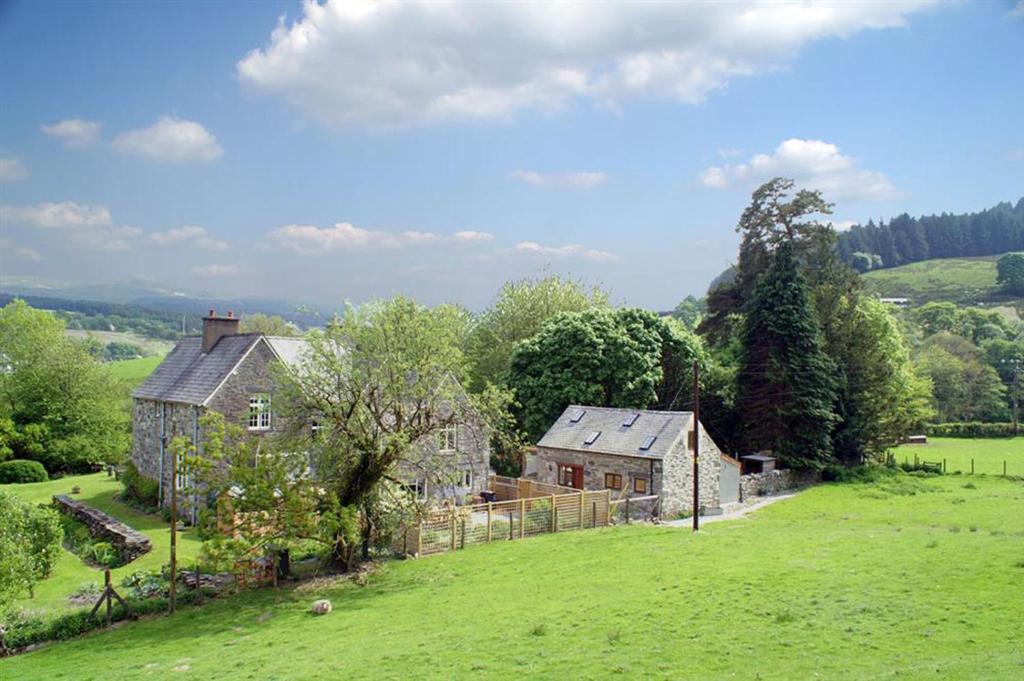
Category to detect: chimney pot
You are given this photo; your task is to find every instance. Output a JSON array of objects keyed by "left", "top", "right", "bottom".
[
  {"left": 202, "top": 308, "right": 240, "bottom": 353},
  {"left": 228, "top": 310, "right": 234, "bottom": 318},
  {"left": 209, "top": 309, "right": 215, "bottom": 317}
]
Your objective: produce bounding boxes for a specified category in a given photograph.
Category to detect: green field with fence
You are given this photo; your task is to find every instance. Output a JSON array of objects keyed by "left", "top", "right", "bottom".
[{"left": 894, "top": 436, "right": 1023, "bottom": 476}]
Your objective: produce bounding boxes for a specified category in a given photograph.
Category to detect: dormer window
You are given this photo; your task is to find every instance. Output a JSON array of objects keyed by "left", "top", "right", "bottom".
[
  {"left": 570, "top": 409, "right": 586, "bottom": 423},
  {"left": 584, "top": 431, "right": 601, "bottom": 445},
  {"left": 248, "top": 393, "right": 271, "bottom": 431},
  {"left": 640, "top": 435, "right": 656, "bottom": 451},
  {"left": 622, "top": 413, "right": 640, "bottom": 427}
]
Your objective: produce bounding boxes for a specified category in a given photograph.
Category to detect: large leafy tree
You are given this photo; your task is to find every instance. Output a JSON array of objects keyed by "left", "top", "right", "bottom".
[
  {"left": 737, "top": 242, "right": 837, "bottom": 468},
  {"left": 0, "top": 490, "right": 63, "bottom": 619},
  {"left": 239, "top": 313, "right": 301, "bottom": 337},
  {"left": 0, "top": 300, "right": 129, "bottom": 472},
  {"left": 996, "top": 252, "right": 1024, "bottom": 294},
  {"left": 465, "top": 273, "right": 607, "bottom": 391},
  {"left": 826, "top": 297, "right": 934, "bottom": 463},
  {"left": 914, "top": 333, "right": 1008, "bottom": 422},
  {"left": 274, "top": 297, "right": 502, "bottom": 566},
  {"left": 507, "top": 308, "right": 706, "bottom": 442}
]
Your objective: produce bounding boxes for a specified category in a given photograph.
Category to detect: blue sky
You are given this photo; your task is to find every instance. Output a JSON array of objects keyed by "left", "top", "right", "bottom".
[{"left": 1, "top": 0, "right": 1022, "bottom": 311}]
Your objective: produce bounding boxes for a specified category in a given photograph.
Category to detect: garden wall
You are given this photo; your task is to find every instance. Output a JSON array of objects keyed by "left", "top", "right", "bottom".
[
  {"left": 739, "top": 469, "right": 819, "bottom": 500},
  {"left": 52, "top": 495, "right": 152, "bottom": 562}
]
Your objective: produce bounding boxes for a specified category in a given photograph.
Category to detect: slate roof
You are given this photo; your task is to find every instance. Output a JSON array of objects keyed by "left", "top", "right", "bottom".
[
  {"left": 536, "top": 405, "right": 693, "bottom": 460},
  {"left": 264, "top": 336, "right": 311, "bottom": 369},
  {"left": 132, "top": 333, "right": 263, "bottom": 405}
]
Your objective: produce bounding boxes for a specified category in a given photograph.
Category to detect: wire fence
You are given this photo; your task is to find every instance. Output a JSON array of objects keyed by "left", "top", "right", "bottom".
[{"left": 889, "top": 452, "right": 1023, "bottom": 477}]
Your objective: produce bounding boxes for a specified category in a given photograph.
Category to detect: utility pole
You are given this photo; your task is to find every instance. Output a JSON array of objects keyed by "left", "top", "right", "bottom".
[
  {"left": 692, "top": 360, "right": 700, "bottom": 532},
  {"left": 169, "top": 445, "right": 177, "bottom": 613}
]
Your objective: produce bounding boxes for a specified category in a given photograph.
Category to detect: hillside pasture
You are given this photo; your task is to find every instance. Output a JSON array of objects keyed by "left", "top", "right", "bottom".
[
  {"left": 66, "top": 329, "right": 174, "bottom": 357},
  {"left": 862, "top": 254, "right": 1021, "bottom": 307},
  {"left": 3, "top": 472, "right": 1022, "bottom": 680},
  {"left": 107, "top": 355, "right": 163, "bottom": 385}
]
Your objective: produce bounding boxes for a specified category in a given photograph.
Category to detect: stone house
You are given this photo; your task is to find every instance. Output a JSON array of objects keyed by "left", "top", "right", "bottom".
[
  {"left": 528, "top": 405, "right": 739, "bottom": 517},
  {"left": 131, "top": 311, "right": 491, "bottom": 518}
]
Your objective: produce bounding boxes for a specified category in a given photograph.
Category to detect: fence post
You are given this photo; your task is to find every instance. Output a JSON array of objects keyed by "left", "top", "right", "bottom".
[
  {"left": 1004, "top": 460, "right": 1007, "bottom": 477},
  {"left": 417, "top": 520, "right": 423, "bottom": 556},
  {"left": 605, "top": 489, "right": 612, "bottom": 526},
  {"left": 104, "top": 569, "right": 112, "bottom": 626},
  {"left": 625, "top": 497, "right": 630, "bottom": 524},
  {"left": 943, "top": 458, "right": 946, "bottom": 473},
  {"left": 508, "top": 508, "right": 514, "bottom": 540},
  {"left": 449, "top": 511, "right": 456, "bottom": 552},
  {"left": 520, "top": 498, "right": 526, "bottom": 539},
  {"left": 971, "top": 458, "right": 975, "bottom": 475},
  {"left": 486, "top": 502, "right": 493, "bottom": 543},
  {"left": 550, "top": 495, "right": 556, "bottom": 533},
  {"left": 461, "top": 517, "right": 467, "bottom": 549},
  {"left": 578, "top": 491, "right": 584, "bottom": 529},
  {"left": 592, "top": 501, "right": 597, "bottom": 528}
]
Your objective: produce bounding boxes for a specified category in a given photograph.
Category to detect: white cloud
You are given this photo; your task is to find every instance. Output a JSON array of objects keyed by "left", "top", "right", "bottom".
[
  {"left": 1006, "top": 149, "right": 1024, "bottom": 162},
  {"left": 237, "top": 0, "right": 934, "bottom": 129},
  {"left": 0, "top": 201, "right": 113, "bottom": 228},
  {"left": 1010, "top": 1, "right": 1024, "bottom": 18},
  {"left": 268, "top": 222, "right": 442, "bottom": 255},
  {"left": 0, "top": 156, "right": 28, "bottom": 181},
  {"left": 149, "top": 225, "right": 228, "bottom": 250},
  {"left": 0, "top": 201, "right": 143, "bottom": 252},
  {"left": 509, "top": 170, "right": 608, "bottom": 187},
  {"left": 830, "top": 220, "right": 858, "bottom": 232},
  {"left": 192, "top": 264, "right": 240, "bottom": 276},
  {"left": 513, "top": 241, "right": 619, "bottom": 262},
  {"left": 717, "top": 148, "right": 742, "bottom": 158},
  {"left": 41, "top": 118, "right": 102, "bottom": 148},
  {"left": 0, "top": 239, "right": 42, "bottom": 262},
  {"left": 698, "top": 138, "right": 900, "bottom": 201},
  {"left": 452, "top": 230, "right": 495, "bottom": 242},
  {"left": 113, "top": 117, "right": 222, "bottom": 162}
]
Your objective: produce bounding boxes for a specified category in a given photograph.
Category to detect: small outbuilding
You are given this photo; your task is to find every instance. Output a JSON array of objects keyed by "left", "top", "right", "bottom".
[
  {"left": 528, "top": 405, "right": 737, "bottom": 516},
  {"left": 739, "top": 454, "right": 776, "bottom": 476}
]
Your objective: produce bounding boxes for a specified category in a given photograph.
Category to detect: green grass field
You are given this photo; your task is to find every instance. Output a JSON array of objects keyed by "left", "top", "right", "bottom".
[
  {"left": 861, "top": 254, "right": 1021, "bottom": 306},
  {"left": 894, "top": 437, "right": 1024, "bottom": 476},
  {"left": 4, "top": 471, "right": 1022, "bottom": 680},
  {"left": 106, "top": 355, "right": 163, "bottom": 386},
  {"left": 1, "top": 474, "right": 200, "bottom": 617}
]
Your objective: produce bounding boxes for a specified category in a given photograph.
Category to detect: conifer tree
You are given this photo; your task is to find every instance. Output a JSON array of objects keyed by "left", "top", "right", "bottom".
[{"left": 737, "top": 241, "right": 837, "bottom": 468}]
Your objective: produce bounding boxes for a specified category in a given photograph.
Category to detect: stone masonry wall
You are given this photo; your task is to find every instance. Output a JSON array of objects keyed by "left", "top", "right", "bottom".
[
  {"left": 53, "top": 495, "right": 152, "bottom": 562},
  {"left": 660, "top": 422, "right": 721, "bottom": 517},
  {"left": 131, "top": 398, "right": 197, "bottom": 503},
  {"left": 401, "top": 412, "right": 492, "bottom": 503},
  {"left": 534, "top": 446, "right": 661, "bottom": 501},
  {"left": 739, "top": 469, "right": 820, "bottom": 500}
]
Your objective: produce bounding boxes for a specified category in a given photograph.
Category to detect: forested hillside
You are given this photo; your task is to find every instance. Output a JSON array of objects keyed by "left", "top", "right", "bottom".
[{"left": 836, "top": 198, "right": 1024, "bottom": 272}]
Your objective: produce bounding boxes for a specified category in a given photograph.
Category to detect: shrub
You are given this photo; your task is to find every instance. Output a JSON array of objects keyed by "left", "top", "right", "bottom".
[
  {"left": 924, "top": 422, "right": 1018, "bottom": 438},
  {"left": 0, "top": 459, "right": 48, "bottom": 484},
  {"left": 120, "top": 460, "right": 159, "bottom": 508},
  {"left": 89, "top": 542, "right": 119, "bottom": 568},
  {"left": 821, "top": 464, "right": 893, "bottom": 484}
]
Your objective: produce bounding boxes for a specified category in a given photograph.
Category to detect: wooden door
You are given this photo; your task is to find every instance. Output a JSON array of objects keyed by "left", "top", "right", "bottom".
[{"left": 558, "top": 463, "right": 584, "bottom": 489}]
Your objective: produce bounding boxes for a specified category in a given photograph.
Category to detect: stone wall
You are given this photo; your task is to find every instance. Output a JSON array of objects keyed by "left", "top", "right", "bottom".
[
  {"left": 400, "top": 411, "right": 492, "bottom": 503},
  {"left": 533, "top": 446, "right": 662, "bottom": 501},
  {"left": 739, "top": 469, "right": 819, "bottom": 500},
  {"left": 53, "top": 495, "right": 151, "bottom": 562},
  {"left": 660, "top": 422, "right": 722, "bottom": 516}
]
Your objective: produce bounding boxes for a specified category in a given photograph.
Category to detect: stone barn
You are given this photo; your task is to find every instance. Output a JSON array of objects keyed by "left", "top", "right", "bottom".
[{"left": 528, "top": 405, "right": 738, "bottom": 517}]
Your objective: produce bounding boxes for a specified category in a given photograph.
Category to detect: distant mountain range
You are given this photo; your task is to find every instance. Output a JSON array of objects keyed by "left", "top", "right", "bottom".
[{"left": 0, "top": 276, "right": 330, "bottom": 327}]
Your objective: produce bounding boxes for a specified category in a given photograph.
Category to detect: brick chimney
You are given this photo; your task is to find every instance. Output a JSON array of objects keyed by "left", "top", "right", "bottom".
[{"left": 201, "top": 309, "right": 239, "bottom": 353}]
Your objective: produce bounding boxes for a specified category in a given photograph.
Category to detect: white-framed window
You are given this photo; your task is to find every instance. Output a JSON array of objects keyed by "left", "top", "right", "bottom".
[
  {"left": 175, "top": 450, "right": 190, "bottom": 491},
  {"left": 439, "top": 424, "right": 457, "bottom": 451},
  {"left": 406, "top": 478, "right": 428, "bottom": 499},
  {"left": 249, "top": 393, "right": 271, "bottom": 431}
]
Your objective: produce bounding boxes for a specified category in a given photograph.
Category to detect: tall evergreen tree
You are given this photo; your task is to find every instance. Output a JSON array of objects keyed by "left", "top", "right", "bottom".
[{"left": 737, "top": 242, "right": 837, "bottom": 469}]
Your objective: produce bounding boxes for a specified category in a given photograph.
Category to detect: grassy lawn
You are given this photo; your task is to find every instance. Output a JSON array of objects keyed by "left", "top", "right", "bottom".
[
  {"left": 3, "top": 472, "right": 1022, "bottom": 680},
  {"left": 894, "top": 436, "right": 1024, "bottom": 476},
  {"left": 107, "top": 355, "right": 163, "bottom": 386},
  {"left": 1, "top": 473, "right": 201, "bottom": 617}
]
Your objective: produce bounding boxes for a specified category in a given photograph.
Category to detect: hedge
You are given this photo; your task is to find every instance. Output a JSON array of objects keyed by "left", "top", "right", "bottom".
[
  {"left": 2, "top": 589, "right": 214, "bottom": 650},
  {"left": 0, "top": 459, "right": 48, "bottom": 484},
  {"left": 924, "top": 422, "right": 1019, "bottom": 438}
]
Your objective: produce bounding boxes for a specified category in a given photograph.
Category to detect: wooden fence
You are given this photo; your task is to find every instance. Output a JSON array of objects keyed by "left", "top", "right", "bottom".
[
  {"left": 487, "top": 475, "right": 578, "bottom": 501},
  {"left": 398, "top": 488, "right": 617, "bottom": 557}
]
